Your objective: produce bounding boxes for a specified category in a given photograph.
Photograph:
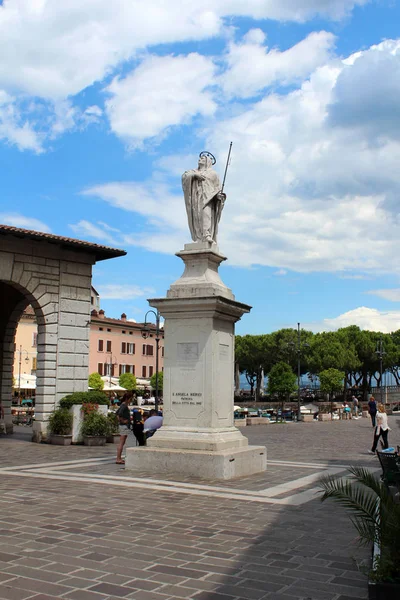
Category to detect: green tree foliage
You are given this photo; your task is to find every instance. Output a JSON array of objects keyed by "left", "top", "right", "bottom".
[
  {"left": 235, "top": 334, "right": 274, "bottom": 399},
  {"left": 150, "top": 371, "right": 163, "bottom": 392},
  {"left": 389, "top": 329, "right": 400, "bottom": 385},
  {"left": 267, "top": 361, "right": 297, "bottom": 399},
  {"left": 271, "top": 327, "right": 313, "bottom": 376},
  {"left": 319, "top": 368, "right": 344, "bottom": 412},
  {"left": 236, "top": 325, "right": 400, "bottom": 397},
  {"left": 88, "top": 372, "right": 104, "bottom": 391},
  {"left": 119, "top": 372, "right": 137, "bottom": 391}
]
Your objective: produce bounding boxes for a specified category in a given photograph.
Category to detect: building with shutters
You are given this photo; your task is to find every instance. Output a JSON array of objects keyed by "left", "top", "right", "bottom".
[
  {"left": 88, "top": 309, "right": 164, "bottom": 382},
  {"left": 14, "top": 294, "right": 164, "bottom": 393}
]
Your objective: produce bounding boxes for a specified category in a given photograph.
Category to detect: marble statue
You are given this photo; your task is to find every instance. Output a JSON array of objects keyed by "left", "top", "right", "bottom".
[{"left": 182, "top": 152, "right": 226, "bottom": 244}]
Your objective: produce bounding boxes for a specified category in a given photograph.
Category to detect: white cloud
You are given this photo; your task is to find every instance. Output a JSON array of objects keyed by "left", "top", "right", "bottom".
[
  {"left": 305, "top": 307, "right": 400, "bottom": 333},
  {"left": 366, "top": 289, "right": 400, "bottom": 302},
  {"left": 0, "top": 91, "right": 42, "bottom": 152},
  {"left": 69, "top": 220, "right": 118, "bottom": 246},
  {"left": 81, "top": 181, "right": 187, "bottom": 233},
  {"left": 274, "top": 269, "right": 287, "bottom": 276},
  {"left": 0, "top": 213, "right": 51, "bottom": 232},
  {"left": 79, "top": 36, "right": 400, "bottom": 277},
  {"left": 96, "top": 284, "right": 154, "bottom": 300},
  {"left": 105, "top": 53, "right": 216, "bottom": 147},
  {"left": 221, "top": 30, "right": 336, "bottom": 98},
  {"left": 339, "top": 274, "right": 371, "bottom": 280}
]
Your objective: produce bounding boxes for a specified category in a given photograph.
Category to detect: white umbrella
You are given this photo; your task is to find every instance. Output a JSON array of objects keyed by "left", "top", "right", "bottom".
[{"left": 102, "top": 383, "right": 127, "bottom": 392}]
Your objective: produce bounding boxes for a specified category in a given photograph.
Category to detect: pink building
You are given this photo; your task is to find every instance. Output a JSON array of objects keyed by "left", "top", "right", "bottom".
[{"left": 89, "top": 309, "right": 164, "bottom": 382}]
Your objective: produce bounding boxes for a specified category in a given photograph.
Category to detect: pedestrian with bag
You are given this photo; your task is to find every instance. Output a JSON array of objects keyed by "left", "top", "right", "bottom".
[
  {"left": 115, "top": 392, "right": 133, "bottom": 465},
  {"left": 368, "top": 403, "right": 390, "bottom": 454},
  {"left": 368, "top": 396, "right": 377, "bottom": 427},
  {"left": 352, "top": 395, "right": 359, "bottom": 418}
]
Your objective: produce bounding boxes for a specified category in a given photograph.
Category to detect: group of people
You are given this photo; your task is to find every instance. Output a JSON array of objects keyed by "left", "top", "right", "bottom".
[{"left": 115, "top": 392, "right": 163, "bottom": 465}]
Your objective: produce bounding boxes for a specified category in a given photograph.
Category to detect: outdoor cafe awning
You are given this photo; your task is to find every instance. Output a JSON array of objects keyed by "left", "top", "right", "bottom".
[{"left": 14, "top": 374, "right": 36, "bottom": 390}]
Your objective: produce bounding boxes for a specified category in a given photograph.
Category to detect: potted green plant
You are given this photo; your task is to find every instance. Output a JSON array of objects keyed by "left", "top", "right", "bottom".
[
  {"left": 106, "top": 412, "right": 120, "bottom": 443},
  {"left": 318, "top": 466, "right": 400, "bottom": 599},
  {"left": 48, "top": 408, "right": 73, "bottom": 445},
  {"left": 80, "top": 409, "right": 109, "bottom": 446}
]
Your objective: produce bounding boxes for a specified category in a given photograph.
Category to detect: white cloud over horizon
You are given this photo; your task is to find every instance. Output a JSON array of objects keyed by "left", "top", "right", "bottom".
[{"left": 304, "top": 306, "right": 400, "bottom": 333}]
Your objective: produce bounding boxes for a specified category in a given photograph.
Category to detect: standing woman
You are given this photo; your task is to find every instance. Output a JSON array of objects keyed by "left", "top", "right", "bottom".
[
  {"left": 116, "top": 392, "right": 133, "bottom": 464},
  {"left": 369, "top": 403, "right": 390, "bottom": 454}
]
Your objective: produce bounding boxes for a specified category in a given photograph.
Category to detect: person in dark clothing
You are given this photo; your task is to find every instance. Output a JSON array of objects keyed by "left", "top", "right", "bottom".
[
  {"left": 132, "top": 410, "right": 146, "bottom": 446},
  {"left": 368, "top": 396, "right": 377, "bottom": 427},
  {"left": 116, "top": 392, "right": 133, "bottom": 464}
]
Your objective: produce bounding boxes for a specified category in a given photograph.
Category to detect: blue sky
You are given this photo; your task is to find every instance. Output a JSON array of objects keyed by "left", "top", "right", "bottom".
[{"left": 2, "top": 1, "right": 400, "bottom": 334}]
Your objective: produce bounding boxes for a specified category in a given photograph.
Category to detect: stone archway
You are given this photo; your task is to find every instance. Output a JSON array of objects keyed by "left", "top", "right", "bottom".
[{"left": 0, "top": 225, "right": 125, "bottom": 441}]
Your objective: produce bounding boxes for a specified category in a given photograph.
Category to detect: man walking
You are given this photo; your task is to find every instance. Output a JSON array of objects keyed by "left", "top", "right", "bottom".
[
  {"left": 368, "top": 396, "right": 377, "bottom": 427},
  {"left": 352, "top": 395, "right": 359, "bottom": 418}
]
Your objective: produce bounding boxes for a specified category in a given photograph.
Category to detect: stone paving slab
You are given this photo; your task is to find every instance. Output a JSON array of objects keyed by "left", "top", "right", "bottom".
[{"left": 1, "top": 416, "right": 399, "bottom": 600}]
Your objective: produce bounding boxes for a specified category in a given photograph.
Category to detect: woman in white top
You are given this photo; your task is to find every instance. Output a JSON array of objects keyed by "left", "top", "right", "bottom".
[{"left": 369, "top": 403, "right": 390, "bottom": 454}]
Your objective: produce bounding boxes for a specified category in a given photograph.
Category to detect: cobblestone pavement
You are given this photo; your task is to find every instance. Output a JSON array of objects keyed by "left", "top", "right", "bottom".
[{"left": 0, "top": 415, "right": 399, "bottom": 600}]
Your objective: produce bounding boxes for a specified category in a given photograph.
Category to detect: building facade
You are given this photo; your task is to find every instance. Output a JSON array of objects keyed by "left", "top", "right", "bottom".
[
  {"left": 14, "top": 302, "right": 164, "bottom": 390},
  {"left": 89, "top": 310, "right": 164, "bottom": 382},
  {"left": 13, "top": 305, "right": 37, "bottom": 382}
]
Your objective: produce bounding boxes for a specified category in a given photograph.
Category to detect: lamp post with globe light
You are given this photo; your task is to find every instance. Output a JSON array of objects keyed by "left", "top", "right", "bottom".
[
  {"left": 375, "top": 337, "right": 386, "bottom": 406},
  {"left": 17, "top": 345, "right": 30, "bottom": 404},
  {"left": 141, "top": 309, "right": 162, "bottom": 413}
]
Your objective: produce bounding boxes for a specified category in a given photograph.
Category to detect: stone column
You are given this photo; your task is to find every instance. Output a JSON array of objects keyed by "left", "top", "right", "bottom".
[{"left": 126, "top": 242, "right": 267, "bottom": 479}]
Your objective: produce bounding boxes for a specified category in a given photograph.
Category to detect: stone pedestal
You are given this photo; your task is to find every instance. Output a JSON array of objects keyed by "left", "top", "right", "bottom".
[{"left": 126, "top": 242, "right": 267, "bottom": 479}]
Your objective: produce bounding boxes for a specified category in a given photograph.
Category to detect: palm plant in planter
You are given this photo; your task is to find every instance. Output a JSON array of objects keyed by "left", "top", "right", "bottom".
[
  {"left": 106, "top": 412, "right": 120, "bottom": 443},
  {"left": 319, "top": 466, "right": 400, "bottom": 599},
  {"left": 48, "top": 408, "right": 73, "bottom": 445},
  {"left": 80, "top": 409, "right": 109, "bottom": 446}
]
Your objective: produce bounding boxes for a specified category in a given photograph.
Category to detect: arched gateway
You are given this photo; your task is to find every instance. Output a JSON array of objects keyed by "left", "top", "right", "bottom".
[{"left": 0, "top": 225, "right": 126, "bottom": 442}]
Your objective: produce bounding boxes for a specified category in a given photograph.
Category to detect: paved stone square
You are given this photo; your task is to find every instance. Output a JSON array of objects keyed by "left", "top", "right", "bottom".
[{"left": 1, "top": 415, "right": 399, "bottom": 600}]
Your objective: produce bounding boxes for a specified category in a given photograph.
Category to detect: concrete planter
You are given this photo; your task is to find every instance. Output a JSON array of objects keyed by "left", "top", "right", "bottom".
[
  {"left": 301, "top": 414, "right": 315, "bottom": 422},
  {"left": 246, "top": 417, "right": 270, "bottom": 425},
  {"left": 318, "top": 413, "right": 331, "bottom": 421},
  {"left": 107, "top": 434, "right": 121, "bottom": 443},
  {"left": 234, "top": 419, "right": 247, "bottom": 427},
  {"left": 83, "top": 435, "right": 107, "bottom": 446},
  {"left": 71, "top": 404, "right": 108, "bottom": 443},
  {"left": 50, "top": 434, "right": 72, "bottom": 446}
]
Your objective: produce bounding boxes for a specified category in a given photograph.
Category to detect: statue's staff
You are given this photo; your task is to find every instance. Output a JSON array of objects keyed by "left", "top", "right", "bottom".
[{"left": 221, "top": 141, "right": 233, "bottom": 194}]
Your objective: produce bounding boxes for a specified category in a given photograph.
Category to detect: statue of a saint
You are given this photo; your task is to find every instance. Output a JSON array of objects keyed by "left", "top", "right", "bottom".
[{"left": 182, "top": 151, "right": 226, "bottom": 244}]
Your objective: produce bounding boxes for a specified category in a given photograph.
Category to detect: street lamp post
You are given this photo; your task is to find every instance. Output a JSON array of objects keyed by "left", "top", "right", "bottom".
[
  {"left": 288, "top": 323, "right": 309, "bottom": 423},
  {"left": 141, "top": 309, "right": 162, "bottom": 413},
  {"left": 17, "top": 345, "right": 30, "bottom": 404},
  {"left": 107, "top": 354, "right": 118, "bottom": 389},
  {"left": 375, "top": 337, "right": 386, "bottom": 406}
]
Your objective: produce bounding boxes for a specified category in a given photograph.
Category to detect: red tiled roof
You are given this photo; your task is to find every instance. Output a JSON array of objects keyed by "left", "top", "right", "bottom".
[
  {"left": 90, "top": 314, "right": 156, "bottom": 329},
  {"left": 0, "top": 224, "right": 126, "bottom": 262}
]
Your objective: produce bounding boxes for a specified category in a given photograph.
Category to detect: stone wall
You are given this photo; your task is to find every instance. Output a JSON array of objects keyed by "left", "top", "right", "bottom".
[{"left": 0, "top": 237, "right": 94, "bottom": 441}]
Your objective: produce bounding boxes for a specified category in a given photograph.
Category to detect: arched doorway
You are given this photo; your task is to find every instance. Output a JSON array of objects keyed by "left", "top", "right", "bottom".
[{"left": 0, "top": 224, "right": 126, "bottom": 441}]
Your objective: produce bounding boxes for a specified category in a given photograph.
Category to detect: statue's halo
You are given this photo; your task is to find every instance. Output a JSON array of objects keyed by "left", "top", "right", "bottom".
[{"left": 199, "top": 151, "right": 216, "bottom": 165}]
